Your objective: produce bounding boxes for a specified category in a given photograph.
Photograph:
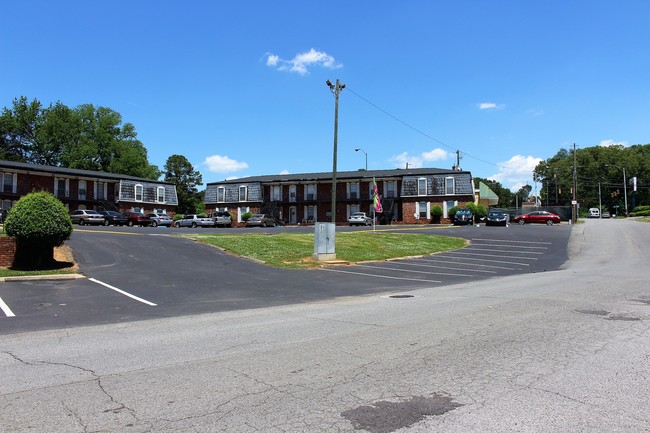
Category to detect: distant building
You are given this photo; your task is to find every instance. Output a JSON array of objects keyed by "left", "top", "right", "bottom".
[
  {"left": 204, "top": 168, "right": 475, "bottom": 225},
  {"left": 0, "top": 159, "right": 178, "bottom": 215}
]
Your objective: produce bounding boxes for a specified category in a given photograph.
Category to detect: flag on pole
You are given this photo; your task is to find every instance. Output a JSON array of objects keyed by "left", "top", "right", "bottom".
[{"left": 372, "top": 177, "right": 383, "bottom": 213}]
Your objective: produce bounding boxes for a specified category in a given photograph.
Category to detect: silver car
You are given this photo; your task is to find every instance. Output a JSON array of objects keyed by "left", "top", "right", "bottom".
[
  {"left": 70, "top": 209, "right": 105, "bottom": 226},
  {"left": 348, "top": 212, "right": 372, "bottom": 226},
  {"left": 174, "top": 214, "right": 215, "bottom": 228},
  {"left": 146, "top": 213, "right": 173, "bottom": 228}
]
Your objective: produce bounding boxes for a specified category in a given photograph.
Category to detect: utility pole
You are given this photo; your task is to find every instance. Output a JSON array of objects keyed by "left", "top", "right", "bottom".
[
  {"left": 326, "top": 79, "right": 345, "bottom": 223},
  {"left": 572, "top": 143, "right": 578, "bottom": 223}
]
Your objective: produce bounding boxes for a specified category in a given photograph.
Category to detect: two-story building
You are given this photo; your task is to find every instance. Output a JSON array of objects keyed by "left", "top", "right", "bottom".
[
  {"left": 204, "top": 168, "right": 475, "bottom": 225},
  {"left": 0, "top": 160, "right": 178, "bottom": 216}
]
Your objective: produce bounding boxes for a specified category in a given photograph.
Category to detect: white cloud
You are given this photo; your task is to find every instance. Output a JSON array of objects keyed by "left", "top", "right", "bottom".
[
  {"left": 598, "top": 139, "right": 629, "bottom": 147},
  {"left": 279, "top": 169, "right": 290, "bottom": 175},
  {"left": 389, "top": 148, "right": 450, "bottom": 168},
  {"left": 203, "top": 155, "right": 249, "bottom": 173},
  {"left": 265, "top": 49, "right": 342, "bottom": 75},
  {"left": 478, "top": 102, "right": 505, "bottom": 110},
  {"left": 489, "top": 154, "right": 543, "bottom": 192}
]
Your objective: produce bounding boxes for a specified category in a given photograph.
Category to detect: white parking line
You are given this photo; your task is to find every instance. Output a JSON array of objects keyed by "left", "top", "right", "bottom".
[
  {"left": 322, "top": 268, "right": 442, "bottom": 283},
  {"left": 88, "top": 278, "right": 157, "bottom": 306},
  {"left": 0, "top": 296, "right": 16, "bottom": 317}
]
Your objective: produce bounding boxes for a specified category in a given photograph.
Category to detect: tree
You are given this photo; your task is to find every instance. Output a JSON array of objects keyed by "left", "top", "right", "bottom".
[
  {"left": 0, "top": 96, "right": 41, "bottom": 162},
  {"left": 164, "top": 155, "right": 203, "bottom": 214},
  {"left": 473, "top": 177, "right": 514, "bottom": 208},
  {"left": 4, "top": 191, "right": 73, "bottom": 269}
]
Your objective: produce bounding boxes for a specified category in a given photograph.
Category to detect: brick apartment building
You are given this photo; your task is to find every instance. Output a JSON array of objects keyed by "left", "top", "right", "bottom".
[
  {"left": 204, "top": 167, "right": 476, "bottom": 225},
  {"left": 0, "top": 160, "right": 178, "bottom": 217}
]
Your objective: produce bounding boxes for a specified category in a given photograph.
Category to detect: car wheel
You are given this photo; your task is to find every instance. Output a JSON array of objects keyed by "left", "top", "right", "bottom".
[
  {"left": 103, "top": 220, "right": 109, "bottom": 226},
  {"left": 152, "top": 221, "right": 158, "bottom": 227},
  {"left": 175, "top": 222, "right": 181, "bottom": 228},
  {"left": 79, "top": 219, "right": 85, "bottom": 226},
  {"left": 190, "top": 222, "right": 197, "bottom": 228},
  {"left": 518, "top": 219, "right": 526, "bottom": 225},
  {"left": 546, "top": 220, "right": 554, "bottom": 226},
  {"left": 128, "top": 221, "right": 134, "bottom": 227}
]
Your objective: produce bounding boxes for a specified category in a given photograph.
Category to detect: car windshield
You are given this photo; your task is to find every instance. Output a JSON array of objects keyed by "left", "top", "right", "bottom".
[
  {"left": 351, "top": 213, "right": 365, "bottom": 217},
  {"left": 86, "top": 210, "right": 100, "bottom": 215},
  {"left": 457, "top": 210, "right": 471, "bottom": 215}
]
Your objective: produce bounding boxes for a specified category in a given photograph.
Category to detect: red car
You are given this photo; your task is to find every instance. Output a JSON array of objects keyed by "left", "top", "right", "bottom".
[
  {"left": 122, "top": 211, "right": 152, "bottom": 227},
  {"left": 513, "top": 211, "right": 561, "bottom": 226}
]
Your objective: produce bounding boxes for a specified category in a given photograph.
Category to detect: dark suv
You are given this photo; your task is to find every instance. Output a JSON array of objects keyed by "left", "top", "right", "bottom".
[{"left": 453, "top": 209, "right": 474, "bottom": 225}]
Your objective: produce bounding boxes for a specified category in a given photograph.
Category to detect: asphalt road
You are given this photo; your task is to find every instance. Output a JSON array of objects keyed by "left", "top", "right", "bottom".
[
  {"left": 0, "top": 222, "right": 570, "bottom": 334},
  {"left": 1, "top": 218, "right": 649, "bottom": 432}
]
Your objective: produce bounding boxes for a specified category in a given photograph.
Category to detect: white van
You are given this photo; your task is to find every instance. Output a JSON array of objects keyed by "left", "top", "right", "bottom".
[{"left": 588, "top": 208, "right": 600, "bottom": 218}]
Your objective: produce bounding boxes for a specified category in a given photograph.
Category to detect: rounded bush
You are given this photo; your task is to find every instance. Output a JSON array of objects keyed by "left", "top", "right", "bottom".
[{"left": 5, "top": 191, "right": 73, "bottom": 247}]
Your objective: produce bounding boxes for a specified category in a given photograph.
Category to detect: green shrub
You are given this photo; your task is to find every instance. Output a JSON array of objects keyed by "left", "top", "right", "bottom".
[
  {"left": 241, "top": 212, "right": 253, "bottom": 222},
  {"left": 430, "top": 205, "right": 443, "bottom": 217},
  {"left": 173, "top": 214, "right": 183, "bottom": 221},
  {"left": 448, "top": 205, "right": 462, "bottom": 220},
  {"left": 465, "top": 203, "right": 477, "bottom": 215},
  {"left": 475, "top": 204, "right": 487, "bottom": 219},
  {"left": 4, "top": 191, "right": 73, "bottom": 268}
]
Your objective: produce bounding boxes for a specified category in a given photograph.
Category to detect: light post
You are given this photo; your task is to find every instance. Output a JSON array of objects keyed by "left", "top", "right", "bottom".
[
  {"left": 355, "top": 148, "right": 367, "bottom": 171},
  {"left": 326, "top": 79, "right": 345, "bottom": 223},
  {"left": 606, "top": 164, "right": 628, "bottom": 216}
]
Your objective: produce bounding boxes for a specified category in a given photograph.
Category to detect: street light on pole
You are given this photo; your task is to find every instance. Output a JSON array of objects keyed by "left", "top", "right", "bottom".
[
  {"left": 355, "top": 148, "right": 367, "bottom": 171},
  {"left": 606, "top": 164, "right": 628, "bottom": 216}
]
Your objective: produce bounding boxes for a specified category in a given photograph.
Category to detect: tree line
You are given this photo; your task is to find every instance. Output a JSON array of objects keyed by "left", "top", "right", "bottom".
[{"left": 1, "top": 97, "right": 203, "bottom": 214}]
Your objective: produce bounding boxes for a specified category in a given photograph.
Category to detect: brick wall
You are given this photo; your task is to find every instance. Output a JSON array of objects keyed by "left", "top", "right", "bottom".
[{"left": 0, "top": 237, "right": 16, "bottom": 267}]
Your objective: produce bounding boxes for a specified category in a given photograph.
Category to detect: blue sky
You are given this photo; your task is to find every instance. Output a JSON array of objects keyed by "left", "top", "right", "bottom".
[{"left": 2, "top": 1, "right": 649, "bottom": 191}]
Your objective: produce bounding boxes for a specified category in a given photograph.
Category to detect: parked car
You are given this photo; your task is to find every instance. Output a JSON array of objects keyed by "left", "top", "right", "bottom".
[
  {"left": 122, "top": 211, "right": 152, "bottom": 227},
  {"left": 453, "top": 209, "right": 473, "bottom": 225},
  {"left": 513, "top": 211, "right": 561, "bottom": 226},
  {"left": 99, "top": 210, "right": 128, "bottom": 226},
  {"left": 175, "top": 214, "right": 215, "bottom": 228},
  {"left": 210, "top": 211, "right": 233, "bottom": 227},
  {"left": 146, "top": 213, "right": 173, "bottom": 228},
  {"left": 246, "top": 214, "right": 276, "bottom": 227},
  {"left": 70, "top": 209, "right": 105, "bottom": 226},
  {"left": 588, "top": 208, "right": 600, "bottom": 218},
  {"left": 348, "top": 211, "right": 372, "bottom": 226},
  {"left": 601, "top": 211, "right": 611, "bottom": 218},
  {"left": 486, "top": 209, "right": 508, "bottom": 226}
]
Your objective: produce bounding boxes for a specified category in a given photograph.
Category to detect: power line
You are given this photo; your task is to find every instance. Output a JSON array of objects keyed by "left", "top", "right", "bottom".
[{"left": 345, "top": 86, "right": 521, "bottom": 172}]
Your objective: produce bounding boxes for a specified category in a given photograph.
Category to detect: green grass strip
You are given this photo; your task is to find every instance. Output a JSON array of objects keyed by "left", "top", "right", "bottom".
[{"left": 190, "top": 232, "right": 467, "bottom": 269}]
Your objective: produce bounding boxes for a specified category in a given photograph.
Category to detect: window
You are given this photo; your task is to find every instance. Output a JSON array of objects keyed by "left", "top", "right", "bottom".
[
  {"left": 385, "top": 181, "right": 397, "bottom": 198},
  {"left": 306, "top": 205, "right": 316, "bottom": 222},
  {"left": 96, "top": 181, "right": 107, "bottom": 200},
  {"left": 349, "top": 204, "right": 360, "bottom": 218},
  {"left": 289, "top": 185, "right": 297, "bottom": 202},
  {"left": 156, "top": 186, "right": 165, "bottom": 203},
  {"left": 444, "top": 200, "right": 457, "bottom": 218},
  {"left": 239, "top": 186, "right": 247, "bottom": 202},
  {"left": 2, "top": 173, "right": 15, "bottom": 193},
  {"left": 238, "top": 206, "right": 249, "bottom": 223},
  {"left": 271, "top": 185, "right": 282, "bottom": 201},
  {"left": 418, "top": 178, "right": 427, "bottom": 196},
  {"left": 419, "top": 202, "right": 428, "bottom": 218},
  {"left": 135, "top": 184, "right": 143, "bottom": 202},
  {"left": 217, "top": 187, "right": 225, "bottom": 203},
  {"left": 305, "top": 184, "right": 316, "bottom": 201},
  {"left": 348, "top": 182, "right": 359, "bottom": 199},
  {"left": 55, "top": 178, "right": 68, "bottom": 198},
  {"left": 78, "top": 180, "right": 87, "bottom": 200},
  {"left": 445, "top": 177, "right": 455, "bottom": 195}
]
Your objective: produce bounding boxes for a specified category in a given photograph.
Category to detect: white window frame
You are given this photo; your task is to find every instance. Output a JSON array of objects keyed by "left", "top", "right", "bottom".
[
  {"left": 417, "top": 178, "right": 427, "bottom": 196},
  {"left": 305, "top": 184, "right": 316, "bottom": 201},
  {"left": 445, "top": 177, "right": 455, "bottom": 195},
  {"left": 135, "top": 184, "right": 144, "bottom": 202},
  {"left": 217, "top": 187, "right": 225, "bottom": 203},
  {"left": 444, "top": 200, "right": 457, "bottom": 218},
  {"left": 289, "top": 185, "right": 297, "bottom": 202},
  {"left": 156, "top": 186, "right": 165, "bottom": 203},
  {"left": 348, "top": 182, "right": 359, "bottom": 200},
  {"left": 385, "top": 181, "right": 397, "bottom": 198},
  {"left": 271, "top": 185, "right": 282, "bottom": 202},
  {"left": 2, "top": 172, "right": 16, "bottom": 193},
  {"left": 94, "top": 181, "right": 108, "bottom": 200},
  {"left": 78, "top": 180, "right": 87, "bottom": 200},
  {"left": 239, "top": 186, "right": 247, "bottom": 202},
  {"left": 54, "top": 178, "right": 69, "bottom": 198},
  {"left": 238, "top": 206, "right": 250, "bottom": 223},
  {"left": 304, "top": 205, "right": 316, "bottom": 222},
  {"left": 415, "top": 201, "right": 430, "bottom": 219}
]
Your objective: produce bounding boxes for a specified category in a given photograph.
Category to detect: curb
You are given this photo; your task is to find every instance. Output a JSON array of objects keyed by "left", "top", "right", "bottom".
[{"left": 0, "top": 273, "right": 86, "bottom": 283}]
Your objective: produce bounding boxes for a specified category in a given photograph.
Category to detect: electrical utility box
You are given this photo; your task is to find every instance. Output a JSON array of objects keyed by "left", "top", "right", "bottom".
[{"left": 313, "top": 222, "right": 336, "bottom": 261}]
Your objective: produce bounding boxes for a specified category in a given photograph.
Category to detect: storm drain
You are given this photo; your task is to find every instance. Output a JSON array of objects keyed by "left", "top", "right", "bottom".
[
  {"left": 389, "top": 294, "right": 415, "bottom": 299},
  {"left": 576, "top": 309, "right": 610, "bottom": 316},
  {"left": 341, "top": 394, "right": 462, "bottom": 433}
]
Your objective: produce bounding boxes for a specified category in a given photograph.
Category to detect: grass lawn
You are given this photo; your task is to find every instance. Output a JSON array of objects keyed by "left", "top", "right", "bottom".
[{"left": 188, "top": 231, "right": 468, "bottom": 269}]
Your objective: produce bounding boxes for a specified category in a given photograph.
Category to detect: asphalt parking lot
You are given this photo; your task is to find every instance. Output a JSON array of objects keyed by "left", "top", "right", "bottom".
[{"left": 0, "top": 223, "right": 572, "bottom": 334}]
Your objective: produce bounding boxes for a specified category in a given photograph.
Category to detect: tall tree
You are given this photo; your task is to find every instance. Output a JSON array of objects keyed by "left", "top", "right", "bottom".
[
  {"left": 0, "top": 97, "right": 41, "bottom": 162},
  {"left": 164, "top": 155, "right": 203, "bottom": 214}
]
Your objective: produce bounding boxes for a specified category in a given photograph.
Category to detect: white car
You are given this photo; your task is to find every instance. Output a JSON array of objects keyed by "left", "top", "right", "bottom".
[
  {"left": 174, "top": 214, "right": 215, "bottom": 228},
  {"left": 349, "top": 212, "right": 372, "bottom": 226}
]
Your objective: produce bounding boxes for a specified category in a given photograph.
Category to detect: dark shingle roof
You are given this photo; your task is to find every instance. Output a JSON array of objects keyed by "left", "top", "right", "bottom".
[
  {"left": 207, "top": 167, "right": 469, "bottom": 185},
  {"left": 0, "top": 159, "right": 172, "bottom": 185}
]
